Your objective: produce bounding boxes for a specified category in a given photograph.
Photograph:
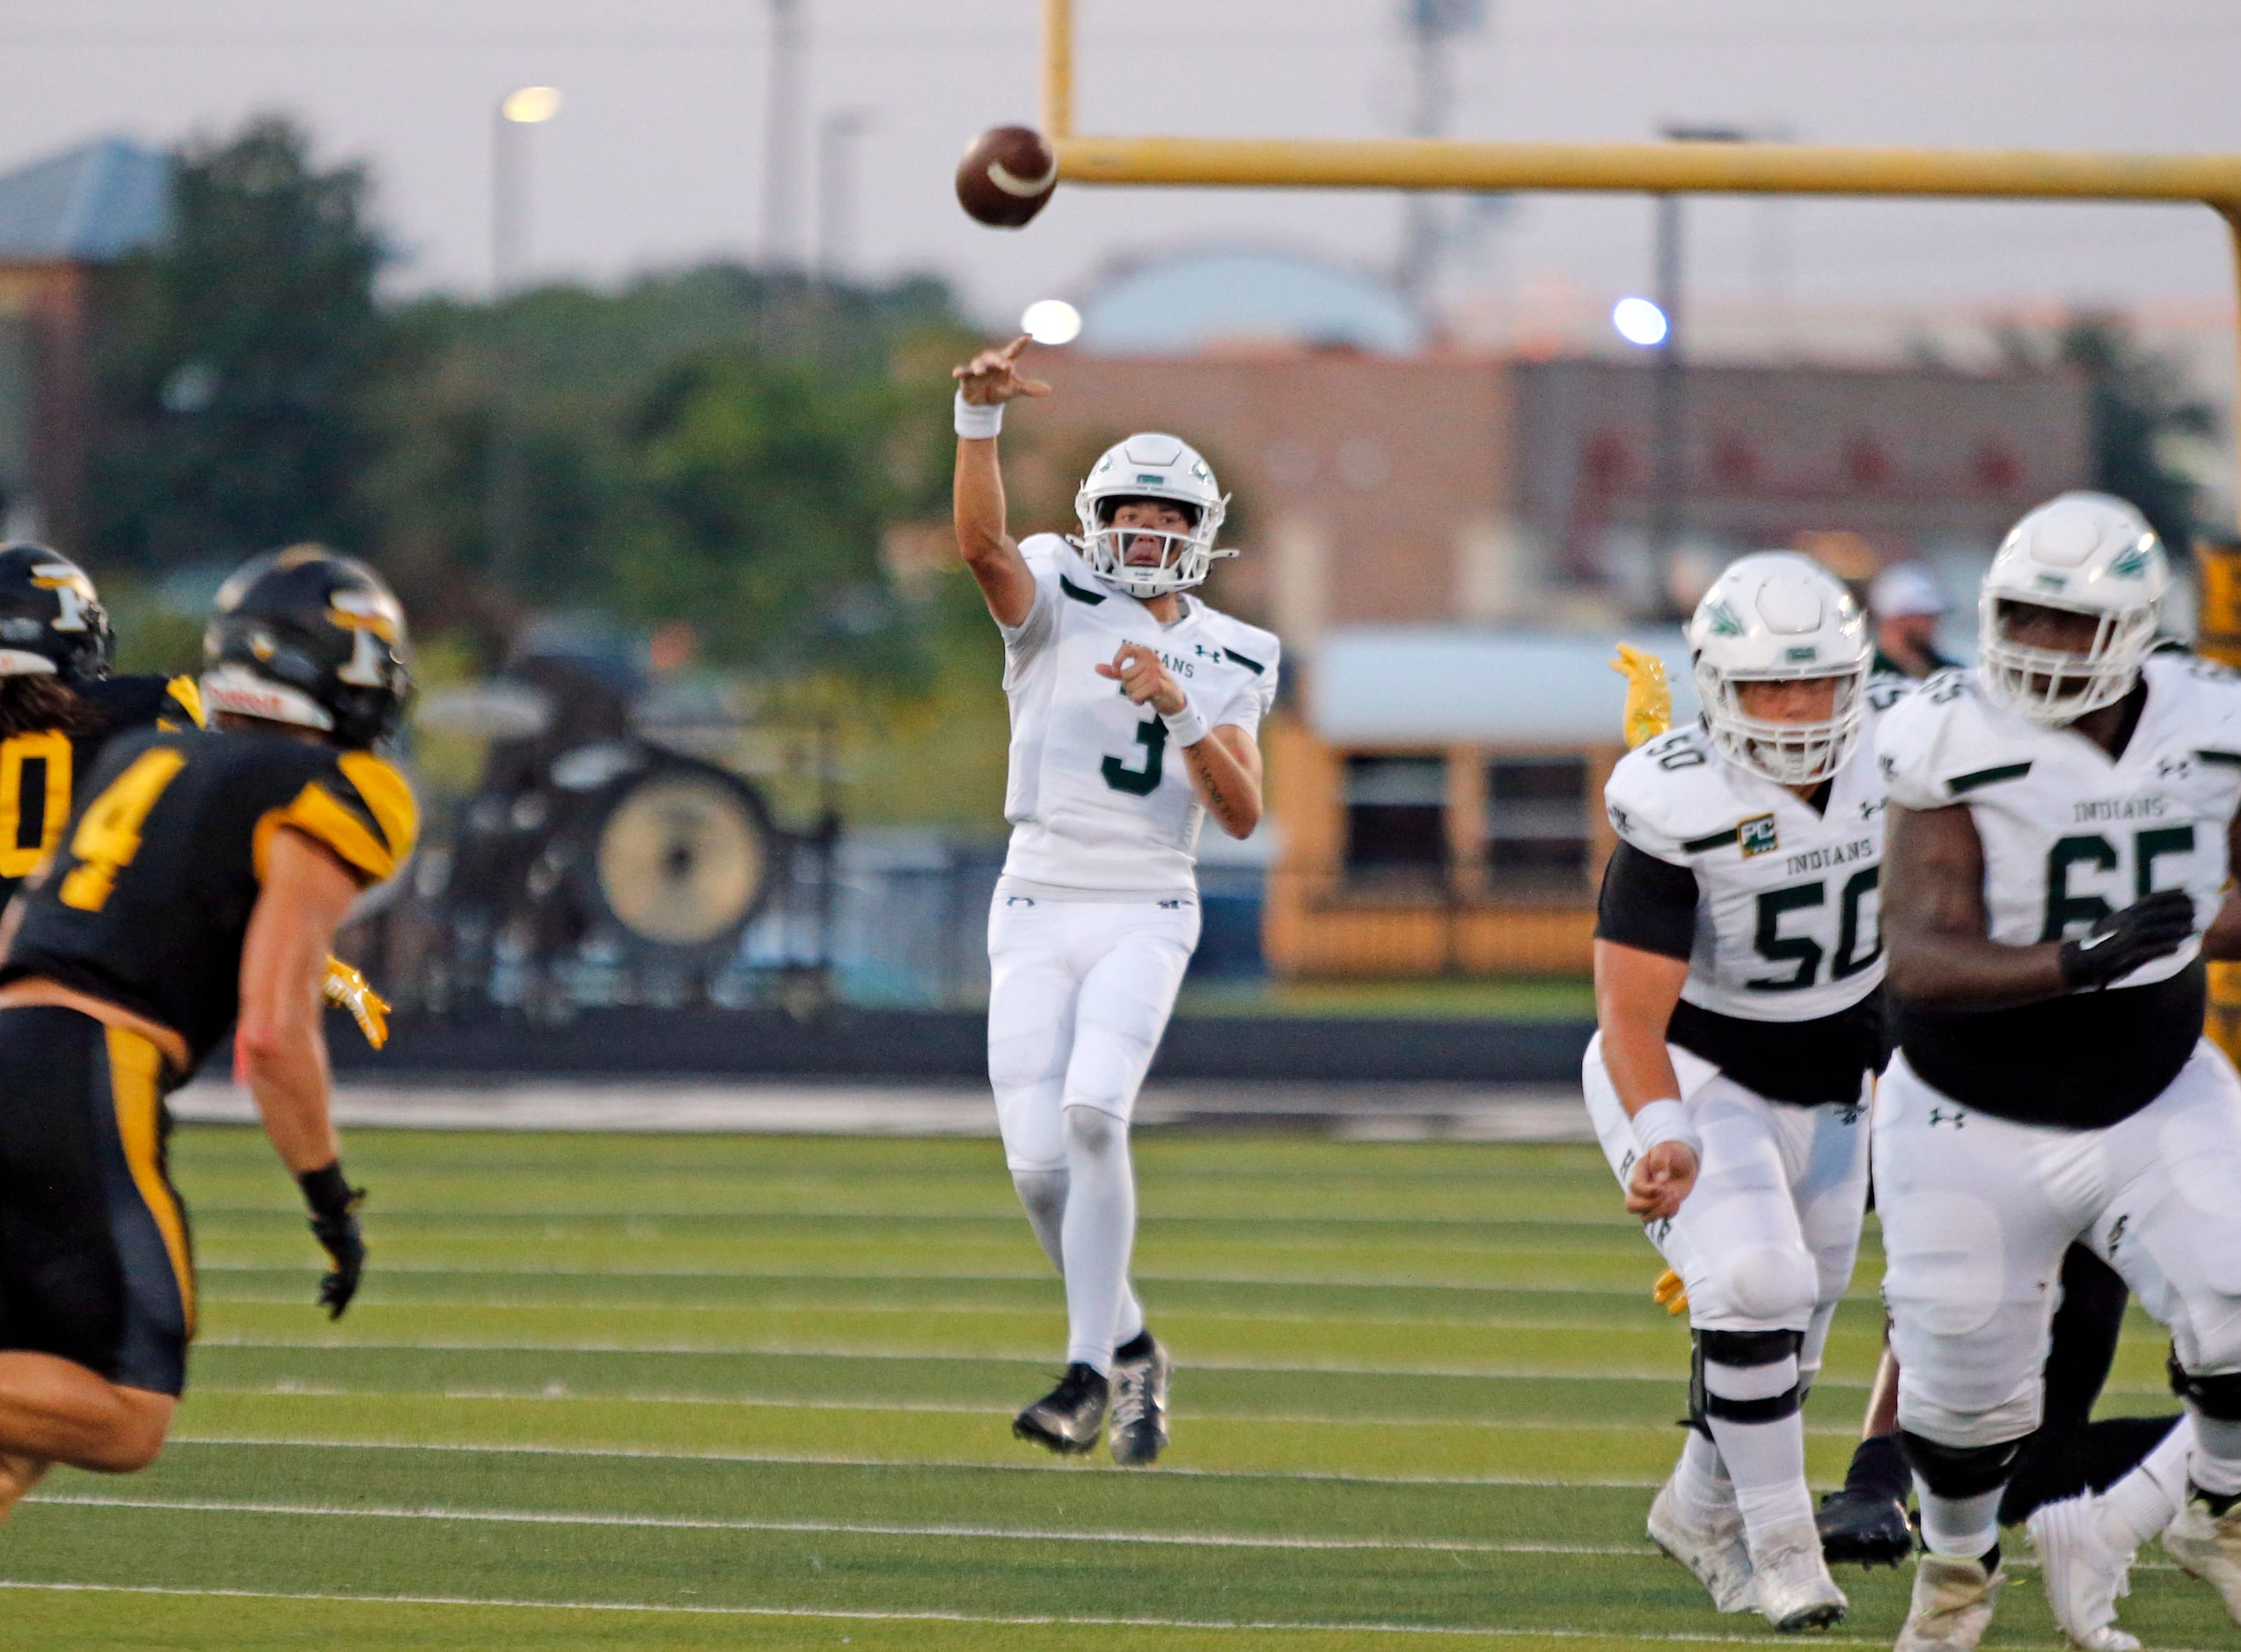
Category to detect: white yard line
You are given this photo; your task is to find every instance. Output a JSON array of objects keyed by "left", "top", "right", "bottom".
[
  {"left": 165, "top": 1432, "right": 1670, "bottom": 1488},
  {"left": 187, "top": 1382, "right": 1865, "bottom": 1434},
  {"left": 27, "top": 1490, "right": 1664, "bottom": 1556},
  {"left": 0, "top": 1579, "right": 2193, "bottom": 1649}
]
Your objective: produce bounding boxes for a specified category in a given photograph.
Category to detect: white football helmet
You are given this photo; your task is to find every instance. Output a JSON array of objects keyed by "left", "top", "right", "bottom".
[
  {"left": 1073, "top": 433, "right": 1233, "bottom": 599},
  {"left": 1977, "top": 492, "right": 2166, "bottom": 726},
  {"left": 1689, "top": 552, "right": 1874, "bottom": 786}
]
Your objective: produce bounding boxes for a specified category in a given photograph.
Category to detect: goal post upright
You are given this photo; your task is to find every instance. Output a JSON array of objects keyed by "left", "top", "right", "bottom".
[{"left": 1036, "top": 0, "right": 2241, "bottom": 533}]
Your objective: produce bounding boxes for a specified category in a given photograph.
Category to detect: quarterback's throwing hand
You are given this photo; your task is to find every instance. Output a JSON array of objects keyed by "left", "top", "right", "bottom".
[
  {"left": 953, "top": 333, "right": 1052, "bottom": 406},
  {"left": 1097, "top": 643, "right": 1186, "bottom": 718},
  {"left": 1625, "top": 1142, "right": 1698, "bottom": 1223}
]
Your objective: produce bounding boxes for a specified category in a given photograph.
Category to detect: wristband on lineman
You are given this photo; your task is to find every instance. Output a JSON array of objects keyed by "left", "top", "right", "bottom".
[
  {"left": 1160, "top": 698, "right": 1211, "bottom": 749},
  {"left": 1629, "top": 1099, "right": 1701, "bottom": 1161},
  {"left": 298, "top": 1161, "right": 359, "bottom": 1220},
  {"left": 954, "top": 390, "right": 1004, "bottom": 439}
]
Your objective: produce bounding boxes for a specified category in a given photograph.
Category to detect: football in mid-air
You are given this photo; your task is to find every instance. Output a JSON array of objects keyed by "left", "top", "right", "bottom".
[{"left": 956, "top": 125, "right": 1058, "bottom": 228}]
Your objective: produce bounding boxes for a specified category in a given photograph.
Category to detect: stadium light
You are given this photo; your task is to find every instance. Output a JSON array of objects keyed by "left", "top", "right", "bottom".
[
  {"left": 502, "top": 85, "right": 563, "bottom": 125},
  {"left": 1612, "top": 296, "right": 1668, "bottom": 348},
  {"left": 1021, "top": 299, "right": 1083, "bottom": 346}
]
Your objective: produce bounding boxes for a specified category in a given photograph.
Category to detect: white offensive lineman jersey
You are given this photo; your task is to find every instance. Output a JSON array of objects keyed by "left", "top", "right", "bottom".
[
  {"left": 1603, "top": 685, "right": 1906, "bottom": 1022},
  {"left": 1878, "top": 651, "right": 2241, "bottom": 988},
  {"left": 997, "top": 534, "right": 1280, "bottom": 898}
]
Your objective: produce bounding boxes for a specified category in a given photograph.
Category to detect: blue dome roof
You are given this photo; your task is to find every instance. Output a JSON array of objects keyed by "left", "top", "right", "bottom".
[{"left": 1076, "top": 250, "right": 1425, "bottom": 355}]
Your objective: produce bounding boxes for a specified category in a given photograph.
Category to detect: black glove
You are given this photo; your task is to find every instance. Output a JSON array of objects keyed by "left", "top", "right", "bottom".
[
  {"left": 2059, "top": 888, "right": 2195, "bottom": 990},
  {"left": 299, "top": 1162, "right": 367, "bottom": 1319}
]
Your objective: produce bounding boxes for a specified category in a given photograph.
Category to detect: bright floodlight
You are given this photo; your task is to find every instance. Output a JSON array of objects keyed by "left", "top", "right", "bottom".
[
  {"left": 502, "top": 85, "right": 564, "bottom": 124},
  {"left": 1021, "top": 299, "right": 1083, "bottom": 347},
  {"left": 1612, "top": 296, "right": 1669, "bottom": 347}
]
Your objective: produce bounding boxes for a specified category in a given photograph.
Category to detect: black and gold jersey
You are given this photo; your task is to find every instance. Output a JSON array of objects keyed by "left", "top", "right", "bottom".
[
  {"left": 0, "top": 674, "right": 203, "bottom": 905},
  {"left": 0, "top": 728, "right": 417, "bottom": 1073}
]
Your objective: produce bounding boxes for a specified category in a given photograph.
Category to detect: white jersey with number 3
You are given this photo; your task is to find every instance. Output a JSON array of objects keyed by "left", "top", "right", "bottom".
[
  {"left": 1876, "top": 652, "right": 2241, "bottom": 986},
  {"left": 1602, "top": 685, "right": 1907, "bottom": 1022},
  {"left": 998, "top": 535, "right": 1279, "bottom": 897}
]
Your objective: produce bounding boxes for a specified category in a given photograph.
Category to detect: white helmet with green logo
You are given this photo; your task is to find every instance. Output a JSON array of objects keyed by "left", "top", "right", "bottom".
[
  {"left": 1073, "top": 433, "right": 1232, "bottom": 599},
  {"left": 1688, "top": 551, "right": 1874, "bottom": 786},
  {"left": 1978, "top": 491, "right": 2167, "bottom": 726}
]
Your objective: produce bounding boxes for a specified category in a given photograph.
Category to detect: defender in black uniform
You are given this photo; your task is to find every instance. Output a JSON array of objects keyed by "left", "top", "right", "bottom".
[
  {"left": 0, "top": 545, "right": 414, "bottom": 1524},
  {"left": 0, "top": 543, "right": 203, "bottom": 909}
]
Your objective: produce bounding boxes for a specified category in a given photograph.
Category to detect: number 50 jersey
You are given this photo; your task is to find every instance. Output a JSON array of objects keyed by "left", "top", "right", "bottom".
[
  {"left": 0, "top": 728, "right": 419, "bottom": 1076},
  {"left": 997, "top": 536, "right": 1278, "bottom": 898}
]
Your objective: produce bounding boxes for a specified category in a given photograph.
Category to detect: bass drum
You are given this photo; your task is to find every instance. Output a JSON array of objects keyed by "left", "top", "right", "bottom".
[{"left": 582, "top": 756, "right": 775, "bottom": 954}]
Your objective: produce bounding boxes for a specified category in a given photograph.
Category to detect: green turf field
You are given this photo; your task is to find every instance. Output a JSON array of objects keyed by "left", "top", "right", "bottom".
[{"left": 2, "top": 1128, "right": 2222, "bottom": 1650}]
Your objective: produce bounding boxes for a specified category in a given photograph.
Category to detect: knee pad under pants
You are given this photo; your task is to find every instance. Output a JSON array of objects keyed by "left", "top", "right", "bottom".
[{"left": 1900, "top": 1430, "right": 2023, "bottom": 1498}]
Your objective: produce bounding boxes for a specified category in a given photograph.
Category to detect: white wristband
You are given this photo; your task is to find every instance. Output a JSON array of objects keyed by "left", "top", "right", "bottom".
[
  {"left": 1630, "top": 1099, "right": 1701, "bottom": 1160},
  {"left": 1161, "top": 698, "right": 1211, "bottom": 749},
  {"left": 954, "top": 390, "right": 1004, "bottom": 439}
]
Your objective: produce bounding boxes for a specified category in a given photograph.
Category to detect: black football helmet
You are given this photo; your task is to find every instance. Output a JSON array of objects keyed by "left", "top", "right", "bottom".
[
  {"left": 202, "top": 545, "right": 413, "bottom": 748},
  {"left": 0, "top": 542, "right": 112, "bottom": 683}
]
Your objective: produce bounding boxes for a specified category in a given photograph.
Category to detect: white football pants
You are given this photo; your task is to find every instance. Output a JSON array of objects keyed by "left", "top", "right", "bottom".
[
  {"left": 1583, "top": 1033, "right": 1871, "bottom": 1368},
  {"left": 1877, "top": 1040, "right": 2241, "bottom": 1448},
  {"left": 986, "top": 893, "right": 1198, "bottom": 1373}
]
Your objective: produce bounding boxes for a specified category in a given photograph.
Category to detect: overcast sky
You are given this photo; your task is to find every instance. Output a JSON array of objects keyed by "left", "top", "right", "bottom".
[{"left": 5, "top": 0, "right": 2240, "bottom": 348}]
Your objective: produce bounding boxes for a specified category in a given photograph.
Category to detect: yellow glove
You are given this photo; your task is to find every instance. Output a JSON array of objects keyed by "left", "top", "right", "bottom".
[
  {"left": 1612, "top": 644, "right": 1672, "bottom": 749},
  {"left": 323, "top": 956, "right": 391, "bottom": 1050},
  {"left": 1653, "top": 1268, "right": 1689, "bottom": 1316}
]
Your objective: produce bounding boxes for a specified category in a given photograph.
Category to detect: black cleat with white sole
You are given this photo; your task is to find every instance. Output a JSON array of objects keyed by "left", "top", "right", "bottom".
[
  {"left": 1014, "top": 1362, "right": 1108, "bottom": 1454},
  {"left": 1109, "top": 1333, "right": 1173, "bottom": 1466}
]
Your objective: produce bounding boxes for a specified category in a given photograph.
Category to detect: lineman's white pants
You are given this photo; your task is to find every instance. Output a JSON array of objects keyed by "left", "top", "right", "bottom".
[
  {"left": 1583, "top": 1033, "right": 1871, "bottom": 1368},
  {"left": 1877, "top": 1040, "right": 2241, "bottom": 1447}
]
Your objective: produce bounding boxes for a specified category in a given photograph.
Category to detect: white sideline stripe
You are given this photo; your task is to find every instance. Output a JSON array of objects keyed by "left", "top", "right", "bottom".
[
  {"left": 169, "top": 1433, "right": 1667, "bottom": 1488},
  {"left": 187, "top": 1202, "right": 1639, "bottom": 1231},
  {"left": 194, "top": 1337, "right": 1711, "bottom": 1381},
  {"left": 189, "top": 1383, "right": 1864, "bottom": 1436},
  {"left": 0, "top": 1580, "right": 2193, "bottom": 1650},
  {"left": 28, "top": 1491, "right": 1659, "bottom": 1557}
]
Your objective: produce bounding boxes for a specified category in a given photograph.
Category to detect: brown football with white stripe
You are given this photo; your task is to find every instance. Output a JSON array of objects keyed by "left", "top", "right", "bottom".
[{"left": 956, "top": 126, "right": 1058, "bottom": 228}]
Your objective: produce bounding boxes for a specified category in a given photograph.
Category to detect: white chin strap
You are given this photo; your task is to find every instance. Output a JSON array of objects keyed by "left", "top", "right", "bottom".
[{"left": 200, "top": 664, "right": 334, "bottom": 731}]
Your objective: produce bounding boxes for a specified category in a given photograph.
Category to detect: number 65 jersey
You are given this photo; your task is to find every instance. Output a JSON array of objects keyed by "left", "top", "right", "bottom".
[
  {"left": 0, "top": 727, "right": 419, "bottom": 1078},
  {"left": 996, "top": 535, "right": 1278, "bottom": 899},
  {"left": 1876, "top": 651, "right": 2241, "bottom": 1128},
  {"left": 1599, "top": 688, "right": 1906, "bottom": 1104}
]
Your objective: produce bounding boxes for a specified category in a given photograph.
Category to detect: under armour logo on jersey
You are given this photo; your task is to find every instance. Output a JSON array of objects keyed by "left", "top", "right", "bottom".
[
  {"left": 2107, "top": 1213, "right": 2129, "bottom": 1254},
  {"left": 2159, "top": 756, "right": 2195, "bottom": 779},
  {"left": 1005, "top": 895, "right": 1036, "bottom": 908},
  {"left": 1927, "top": 1107, "right": 1966, "bottom": 1129},
  {"left": 1837, "top": 1102, "right": 1864, "bottom": 1126}
]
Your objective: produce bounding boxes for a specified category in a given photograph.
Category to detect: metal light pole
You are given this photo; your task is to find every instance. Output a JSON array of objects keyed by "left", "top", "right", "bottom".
[
  {"left": 492, "top": 85, "right": 562, "bottom": 296},
  {"left": 1394, "top": 0, "right": 1486, "bottom": 305},
  {"left": 1647, "top": 123, "right": 1746, "bottom": 616},
  {"left": 763, "top": 0, "right": 808, "bottom": 271},
  {"left": 489, "top": 86, "right": 561, "bottom": 588},
  {"left": 816, "top": 109, "right": 869, "bottom": 287}
]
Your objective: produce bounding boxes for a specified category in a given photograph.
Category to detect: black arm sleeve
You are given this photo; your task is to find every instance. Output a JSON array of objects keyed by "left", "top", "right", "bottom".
[{"left": 1594, "top": 840, "right": 1698, "bottom": 961}]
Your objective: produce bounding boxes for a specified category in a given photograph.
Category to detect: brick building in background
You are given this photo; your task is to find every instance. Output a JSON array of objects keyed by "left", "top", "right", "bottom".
[
  {"left": 0, "top": 139, "right": 170, "bottom": 544},
  {"left": 1019, "top": 342, "right": 2091, "bottom": 977}
]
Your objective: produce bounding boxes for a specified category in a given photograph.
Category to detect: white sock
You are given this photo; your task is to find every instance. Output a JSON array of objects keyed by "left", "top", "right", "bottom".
[
  {"left": 1015, "top": 1165, "right": 1146, "bottom": 1355},
  {"left": 1918, "top": 1481, "right": 2001, "bottom": 1560},
  {"left": 1058, "top": 1105, "right": 1137, "bottom": 1375},
  {"left": 2098, "top": 1417, "right": 2193, "bottom": 1552},
  {"left": 1703, "top": 1351, "right": 1814, "bottom": 1546},
  {"left": 1671, "top": 1428, "right": 1734, "bottom": 1523},
  {"left": 2190, "top": 1410, "right": 2241, "bottom": 1498}
]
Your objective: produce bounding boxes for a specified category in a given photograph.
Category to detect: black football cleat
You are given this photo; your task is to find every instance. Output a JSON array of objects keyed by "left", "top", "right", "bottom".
[
  {"left": 1109, "top": 1335, "right": 1174, "bottom": 1466},
  {"left": 1817, "top": 1483, "right": 1915, "bottom": 1568},
  {"left": 1014, "top": 1363, "right": 1109, "bottom": 1454}
]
